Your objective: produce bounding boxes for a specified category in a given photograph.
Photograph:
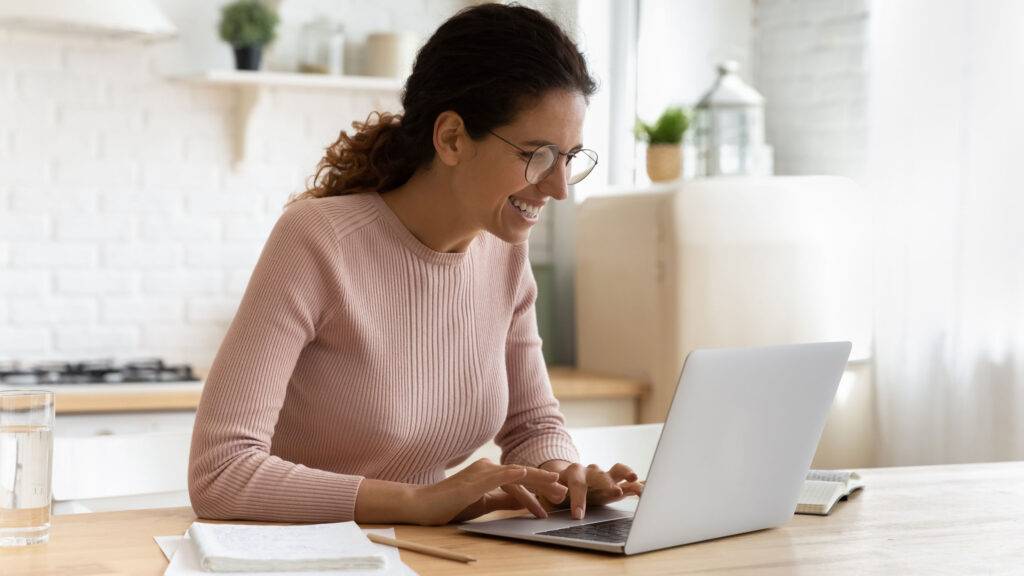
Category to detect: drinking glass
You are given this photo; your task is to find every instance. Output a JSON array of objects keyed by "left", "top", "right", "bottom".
[{"left": 0, "top": 390, "right": 54, "bottom": 546}]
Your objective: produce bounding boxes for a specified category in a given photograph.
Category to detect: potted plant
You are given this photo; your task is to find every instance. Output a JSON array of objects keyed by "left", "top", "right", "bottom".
[
  {"left": 636, "top": 106, "right": 690, "bottom": 182},
  {"left": 218, "top": 0, "right": 279, "bottom": 71}
]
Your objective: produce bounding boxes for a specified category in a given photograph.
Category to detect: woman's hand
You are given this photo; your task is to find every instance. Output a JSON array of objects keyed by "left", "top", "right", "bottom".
[
  {"left": 410, "top": 458, "right": 568, "bottom": 525},
  {"left": 538, "top": 460, "right": 645, "bottom": 520}
]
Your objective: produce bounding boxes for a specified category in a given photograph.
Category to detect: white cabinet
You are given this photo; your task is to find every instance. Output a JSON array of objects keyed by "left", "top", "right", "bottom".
[
  {"left": 52, "top": 411, "right": 195, "bottom": 514},
  {"left": 55, "top": 411, "right": 197, "bottom": 438}
]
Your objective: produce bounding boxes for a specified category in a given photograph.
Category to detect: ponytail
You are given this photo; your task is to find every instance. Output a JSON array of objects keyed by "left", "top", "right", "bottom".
[{"left": 290, "top": 111, "right": 429, "bottom": 204}]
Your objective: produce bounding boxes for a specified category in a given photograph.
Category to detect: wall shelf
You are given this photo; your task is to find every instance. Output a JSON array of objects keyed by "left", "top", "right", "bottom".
[
  {"left": 175, "top": 69, "right": 404, "bottom": 91},
  {"left": 171, "top": 70, "right": 404, "bottom": 168}
]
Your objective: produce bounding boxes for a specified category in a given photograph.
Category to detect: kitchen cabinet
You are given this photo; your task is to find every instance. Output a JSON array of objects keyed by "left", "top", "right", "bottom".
[{"left": 52, "top": 410, "right": 196, "bottom": 515}]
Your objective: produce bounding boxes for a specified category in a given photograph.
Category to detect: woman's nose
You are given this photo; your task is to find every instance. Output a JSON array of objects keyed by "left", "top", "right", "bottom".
[{"left": 539, "top": 158, "right": 569, "bottom": 200}]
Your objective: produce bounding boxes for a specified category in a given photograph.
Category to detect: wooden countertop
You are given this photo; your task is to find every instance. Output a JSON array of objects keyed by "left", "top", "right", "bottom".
[
  {"left": 548, "top": 367, "right": 649, "bottom": 400},
  {"left": 53, "top": 386, "right": 204, "bottom": 414},
  {"left": 42, "top": 368, "right": 648, "bottom": 414},
  {"left": 3, "top": 462, "right": 1022, "bottom": 574}
]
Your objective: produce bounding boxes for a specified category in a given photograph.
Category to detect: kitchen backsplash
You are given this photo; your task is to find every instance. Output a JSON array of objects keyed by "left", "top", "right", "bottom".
[{"left": 0, "top": 0, "right": 552, "bottom": 371}]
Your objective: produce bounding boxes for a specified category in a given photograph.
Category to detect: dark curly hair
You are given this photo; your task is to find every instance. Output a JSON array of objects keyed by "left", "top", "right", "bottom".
[{"left": 290, "top": 2, "right": 597, "bottom": 204}]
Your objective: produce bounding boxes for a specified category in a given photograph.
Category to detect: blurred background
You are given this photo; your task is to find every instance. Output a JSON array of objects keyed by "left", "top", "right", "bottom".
[{"left": 1, "top": 0, "right": 1022, "bottom": 513}]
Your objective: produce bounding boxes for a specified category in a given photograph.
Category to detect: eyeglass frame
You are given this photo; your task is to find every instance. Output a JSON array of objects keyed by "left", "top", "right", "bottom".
[{"left": 487, "top": 130, "right": 598, "bottom": 185}]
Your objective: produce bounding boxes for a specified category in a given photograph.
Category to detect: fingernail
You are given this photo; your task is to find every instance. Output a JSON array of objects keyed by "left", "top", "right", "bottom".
[{"left": 573, "top": 506, "right": 583, "bottom": 520}]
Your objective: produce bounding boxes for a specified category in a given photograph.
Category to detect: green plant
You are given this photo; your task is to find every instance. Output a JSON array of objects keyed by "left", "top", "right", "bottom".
[
  {"left": 635, "top": 106, "right": 690, "bottom": 145},
  {"left": 218, "top": 0, "right": 279, "bottom": 48}
]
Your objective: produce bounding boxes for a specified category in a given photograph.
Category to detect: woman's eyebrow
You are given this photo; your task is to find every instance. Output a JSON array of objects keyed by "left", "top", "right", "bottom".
[{"left": 522, "top": 139, "right": 584, "bottom": 152}]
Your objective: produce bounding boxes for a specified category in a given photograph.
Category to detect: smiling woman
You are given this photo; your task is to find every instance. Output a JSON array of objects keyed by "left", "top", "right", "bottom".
[{"left": 187, "top": 2, "right": 641, "bottom": 528}]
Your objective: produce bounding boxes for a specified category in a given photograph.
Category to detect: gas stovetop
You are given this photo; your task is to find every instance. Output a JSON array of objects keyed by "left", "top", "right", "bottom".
[{"left": 0, "top": 358, "right": 200, "bottom": 387}]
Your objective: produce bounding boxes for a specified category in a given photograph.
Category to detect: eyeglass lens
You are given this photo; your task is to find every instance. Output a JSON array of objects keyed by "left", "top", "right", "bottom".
[{"left": 526, "top": 146, "right": 597, "bottom": 185}]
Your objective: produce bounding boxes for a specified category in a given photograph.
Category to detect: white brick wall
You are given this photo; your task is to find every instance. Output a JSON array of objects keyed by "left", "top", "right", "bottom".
[
  {"left": 753, "top": 0, "right": 871, "bottom": 179},
  {"left": 0, "top": 1, "right": 473, "bottom": 370}
]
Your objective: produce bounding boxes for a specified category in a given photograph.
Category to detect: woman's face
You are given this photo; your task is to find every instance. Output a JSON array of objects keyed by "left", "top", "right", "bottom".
[{"left": 455, "top": 89, "right": 587, "bottom": 245}]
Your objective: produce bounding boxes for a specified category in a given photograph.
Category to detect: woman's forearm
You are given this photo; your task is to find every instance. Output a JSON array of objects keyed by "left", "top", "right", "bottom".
[{"left": 353, "top": 478, "right": 421, "bottom": 524}]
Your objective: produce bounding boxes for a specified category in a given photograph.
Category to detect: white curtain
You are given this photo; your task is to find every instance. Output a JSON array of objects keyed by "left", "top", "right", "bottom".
[{"left": 868, "top": 0, "right": 1024, "bottom": 465}]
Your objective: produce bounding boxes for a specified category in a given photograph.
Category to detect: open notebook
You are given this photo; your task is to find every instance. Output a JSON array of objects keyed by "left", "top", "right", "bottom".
[{"left": 796, "top": 469, "right": 865, "bottom": 515}]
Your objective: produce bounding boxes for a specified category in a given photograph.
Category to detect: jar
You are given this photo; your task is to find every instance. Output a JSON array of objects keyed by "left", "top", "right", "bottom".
[{"left": 298, "top": 17, "right": 345, "bottom": 75}]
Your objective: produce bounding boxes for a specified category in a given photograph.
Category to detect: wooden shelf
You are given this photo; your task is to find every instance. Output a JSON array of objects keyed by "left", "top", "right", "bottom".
[
  {"left": 170, "top": 70, "right": 403, "bottom": 168},
  {"left": 174, "top": 69, "right": 404, "bottom": 92}
]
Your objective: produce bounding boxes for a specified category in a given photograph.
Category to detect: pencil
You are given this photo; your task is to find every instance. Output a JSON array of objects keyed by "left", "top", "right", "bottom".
[{"left": 367, "top": 533, "right": 476, "bottom": 563}]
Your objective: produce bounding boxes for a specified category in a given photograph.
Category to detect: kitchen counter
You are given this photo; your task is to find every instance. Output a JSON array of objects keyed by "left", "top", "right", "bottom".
[
  {"left": 14, "top": 368, "right": 647, "bottom": 415},
  {"left": 50, "top": 383, "right": 204, "bottom": 414}
]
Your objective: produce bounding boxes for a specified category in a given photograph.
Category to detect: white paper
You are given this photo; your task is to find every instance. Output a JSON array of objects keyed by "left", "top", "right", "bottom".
[
  {"left": 157, "top": 528, "right": 417, "bottom": 576},
  {"left": 806, "top": 469, "right": 856, "bottom": 484},
  {"left": 156, "top": 533, "right": 185, "bottom": 560}
]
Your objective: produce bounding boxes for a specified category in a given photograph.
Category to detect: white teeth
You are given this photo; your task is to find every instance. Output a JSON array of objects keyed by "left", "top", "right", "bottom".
[{"left": 509, "top": 197, "right": 540, "bottom": 218}]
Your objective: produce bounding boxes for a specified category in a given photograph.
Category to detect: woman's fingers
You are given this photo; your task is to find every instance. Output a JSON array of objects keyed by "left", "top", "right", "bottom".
[
  {"left": 607, "top": 463, "right": 639, "bottom": 483},
  {"left": 564, "top": 464, "right": 589, "bottom": 519},
  {"left": 456, "top": 460, "right": 647, "bottom": 523},
  {"left": 585, "top": 464, "right": 620, "bottom": 491},
  {"left": 519, "top": 468, "right": 568, "bottom": 503},
  {"left": 452, "top": 490, "right": 522, "bottom": 523},
  {"left": 476, "top": 466, "right": 527, "bottom": 493},
  {"left": 501, "top": 483, "right": 548, "bottom": 518},
  {"left": 474, "top": 462, "right": 565, "bottom": 504},
  {"left": 619, "top": 480, "right": 644, "bottom": 496}
]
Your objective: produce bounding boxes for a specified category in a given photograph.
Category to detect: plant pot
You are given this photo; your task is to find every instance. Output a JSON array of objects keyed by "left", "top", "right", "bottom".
[
  {"left": 233, "top": 45, "right": 264, "bottom": 71},
  {"left": 646, "top": 143, "right": 682, "bottom": 182}
]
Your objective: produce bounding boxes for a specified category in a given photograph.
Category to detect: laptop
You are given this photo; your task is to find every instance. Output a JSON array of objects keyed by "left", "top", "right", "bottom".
[{"left": 459, "top": 341, "right": 852, "bottom": 555}]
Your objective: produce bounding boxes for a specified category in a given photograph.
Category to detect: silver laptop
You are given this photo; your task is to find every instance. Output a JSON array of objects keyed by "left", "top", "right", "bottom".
[{"left": 459, "top": 341, "right": 852, "bottom": 555}]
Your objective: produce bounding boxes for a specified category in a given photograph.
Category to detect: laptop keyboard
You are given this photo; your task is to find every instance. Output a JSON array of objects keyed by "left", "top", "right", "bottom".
[{"left": 536, "top": 517, "right": 633, "bottom": 543}]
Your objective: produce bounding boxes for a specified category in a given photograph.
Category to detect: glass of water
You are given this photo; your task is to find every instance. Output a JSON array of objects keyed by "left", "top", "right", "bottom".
[{"left": 0, "top": 390, "right": 54, "bottom": 547}]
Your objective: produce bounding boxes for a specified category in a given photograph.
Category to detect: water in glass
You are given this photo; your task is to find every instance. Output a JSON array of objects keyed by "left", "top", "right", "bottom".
[{"left": 0, "top": 392, "right": 54, "bottom": 547}]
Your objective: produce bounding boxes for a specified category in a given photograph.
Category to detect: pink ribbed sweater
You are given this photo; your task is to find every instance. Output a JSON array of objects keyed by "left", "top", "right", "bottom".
[{"left": 188, "top": 190, "right": 578, "bottom": 522}]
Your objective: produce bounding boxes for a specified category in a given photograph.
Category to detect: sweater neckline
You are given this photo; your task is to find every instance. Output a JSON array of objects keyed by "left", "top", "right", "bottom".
[{"left": 365, "top": 190, "right": 473, "bottom": 266}]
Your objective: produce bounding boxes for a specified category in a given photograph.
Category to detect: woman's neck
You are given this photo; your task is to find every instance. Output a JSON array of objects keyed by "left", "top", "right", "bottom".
[{"left": 378, "top": 169, "right": 480, "bottom": 254}]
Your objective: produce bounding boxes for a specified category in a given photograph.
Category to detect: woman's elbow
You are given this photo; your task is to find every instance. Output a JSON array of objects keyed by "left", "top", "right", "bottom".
[
  {"left": 189, "top": 474, "right": 233, "bottom": 519},
  {"left": 188, "top": 454, "right": 245, "bottom": 520}
]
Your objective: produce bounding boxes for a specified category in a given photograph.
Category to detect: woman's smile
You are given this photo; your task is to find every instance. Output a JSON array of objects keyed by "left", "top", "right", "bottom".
[{"left": 507, "top": 195, "right": 544, "bottom": 223}]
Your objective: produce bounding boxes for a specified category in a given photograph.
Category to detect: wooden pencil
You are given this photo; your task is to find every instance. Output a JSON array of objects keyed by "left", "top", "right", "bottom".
[{"left": 367, "top": 533, "right": 476, "bottom": 563}]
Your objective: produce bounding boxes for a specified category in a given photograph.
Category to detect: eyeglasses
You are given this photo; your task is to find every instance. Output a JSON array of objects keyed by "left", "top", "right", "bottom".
[{"left": 488, "top": 130, "right": 598, "bottom": 185}]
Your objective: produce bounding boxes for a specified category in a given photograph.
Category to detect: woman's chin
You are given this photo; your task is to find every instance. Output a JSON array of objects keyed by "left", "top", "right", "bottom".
[{"left": 491, "top": 226, "right": 531, "bottom": 245}]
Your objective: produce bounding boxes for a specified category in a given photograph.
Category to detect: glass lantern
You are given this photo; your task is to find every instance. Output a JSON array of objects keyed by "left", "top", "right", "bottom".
[{"left": 693, "top": 60, "right": 774, "bottom": 177}]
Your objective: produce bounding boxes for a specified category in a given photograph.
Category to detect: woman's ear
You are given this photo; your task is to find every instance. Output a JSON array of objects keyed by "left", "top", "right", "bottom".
[{"left": 432, "top": 110, "right": 472, "bottom": 167}]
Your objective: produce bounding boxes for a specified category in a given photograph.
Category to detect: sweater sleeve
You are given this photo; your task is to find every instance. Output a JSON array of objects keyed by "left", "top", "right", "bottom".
[
  {"left": 188, "top": 200, "right": 363, "bottom": 522},
  {"left": 495, "top": 248, "right": 580, "bottom": 467}
]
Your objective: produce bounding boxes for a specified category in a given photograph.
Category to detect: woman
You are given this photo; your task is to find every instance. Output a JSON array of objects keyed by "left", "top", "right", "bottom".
[{"left": 188, "top": 3, "right": 643, "bottom": 526}]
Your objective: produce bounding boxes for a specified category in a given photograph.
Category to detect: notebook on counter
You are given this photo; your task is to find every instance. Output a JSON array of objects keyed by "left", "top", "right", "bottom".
[
  {"left": 796, "top": 469, "right": 865, "bottom": 515},
  {"left": 158, "top": 520, "right": 418, "bottom": 575}
]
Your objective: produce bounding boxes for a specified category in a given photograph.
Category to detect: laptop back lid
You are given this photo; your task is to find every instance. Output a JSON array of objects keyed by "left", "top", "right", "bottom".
[{"left": 624, "top": 342, "right": 851, "bottom": 555}]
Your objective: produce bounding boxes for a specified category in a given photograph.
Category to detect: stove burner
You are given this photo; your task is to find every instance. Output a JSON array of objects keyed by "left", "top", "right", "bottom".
[{"left": 0, "top": 358, "right": 200, "bottom": 386}]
